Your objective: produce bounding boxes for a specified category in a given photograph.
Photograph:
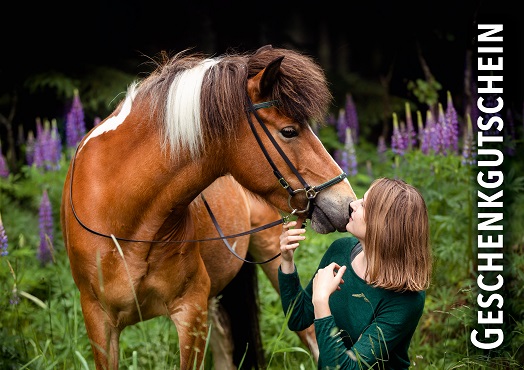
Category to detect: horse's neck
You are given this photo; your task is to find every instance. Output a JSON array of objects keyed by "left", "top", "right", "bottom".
[{"left": 141, "top": 158, "right": 224, "bottom": 242}]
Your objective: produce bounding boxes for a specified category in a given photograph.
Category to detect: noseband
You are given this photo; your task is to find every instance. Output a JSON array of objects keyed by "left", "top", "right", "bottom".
[{"left": 247, "top": 98, "right": 347, "bottom": 218}]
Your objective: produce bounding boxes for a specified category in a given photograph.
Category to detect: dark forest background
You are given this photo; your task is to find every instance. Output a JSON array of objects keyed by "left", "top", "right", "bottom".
[{"left": 1, "top": 0, "right": 522, "bottom": 169}]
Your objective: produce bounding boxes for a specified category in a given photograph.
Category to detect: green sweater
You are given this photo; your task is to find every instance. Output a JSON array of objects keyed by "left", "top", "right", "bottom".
[{"left": 278, "top": 237, "right": 425, "bottom": 370}]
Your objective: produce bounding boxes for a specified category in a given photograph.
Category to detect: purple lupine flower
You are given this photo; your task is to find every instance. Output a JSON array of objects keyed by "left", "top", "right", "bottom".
[
  {"left": 445, "top": 91, "right": 459, "bottom": 154},
  {"left": 377, "top": 135, "right": 387, "bottom": 162},
  {"left": 49, "top": 119, "right": 62, "bottom": 170},
  {"left": 0, "top": 213, "right": 8, "bottom": 256},
  {"left": 462, "top": 113, "right": 476, "bottom": 165},
  {"left": 0, "top": 141, "right": 9, "bottom": 178},
  {"left": 33, "top": 118, "right": 45, "bottom": 168},
  {"left": 424, "top": 110, "right": 439, "bottom": 154},
  {"left": 36, "top": 117, "right": 44, "bottom": 138},
  {"left": 93, "top": 116, "right": 101, "bottom": 126},
  {"left": 41, "top": 120, "right": 53, "bottom": 171},
  {"left": 391, "top": 113, "right": 406, "bottom": 156},
  {"left": 336, "top": 108, "right": 348, "bottom": 143},
  {"left": 10, "top": 287, "right": 20, "bottom": 306},
  {"left": 38, "top": 189, "right": 54, "bottom": 264},
  {"left": 26, "top": 130, "right": 36, "bottom": 166},
  {"left": 344, "top": 94, "right": 359, "bottom": 144},
  {"left": 344, "top": 128, "right": 358, "bottom": 176},
  {"left": 416, "top": 110, "right": 425, "bottom": 151},
  {"left": 337, "top": 150, "right": 348, "bottom": 175},
  {"left": 400, "top": 120, "right": 410, "bottom": 153},
  {"left": 34, "top": 119, "right": 60, "bottom": 171},
  {"left": 66, "top": 89, "right": 86, "bottom": 149},
  {"left": 437, "top": 103, "right": 450, "bottom": 155},
  {"left": 404, "top": 103, "right": 417, "bottom": 150}
]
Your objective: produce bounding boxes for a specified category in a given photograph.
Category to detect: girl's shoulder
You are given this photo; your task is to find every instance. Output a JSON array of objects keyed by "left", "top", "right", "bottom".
[
  {"left": 323, "top": 236, "right": 360, "bottom": 261},
  {"left": 328, "top": 236, "right": 360, "bottom": 253},
  {"left": 380, "top": 287, "right": 426, "bottom": 313}
]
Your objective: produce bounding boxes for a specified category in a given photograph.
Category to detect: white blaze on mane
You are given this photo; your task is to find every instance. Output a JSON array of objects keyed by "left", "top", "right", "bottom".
[
  {"left": 78, "top": 83, "right": 138, "bottom": 152},
  {"left": 165, "top": 58, "right": 220, "bottom": 158}
]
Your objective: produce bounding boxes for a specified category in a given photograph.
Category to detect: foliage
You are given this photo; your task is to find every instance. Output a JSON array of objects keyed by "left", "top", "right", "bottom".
[
  {"left": 1, "top": 91, "right": 523, "bottom": 369},
  {"left": 407, "top": 78, "right": 442, "bottom": 108},
  {"left": 2, "top": 140, "right": 522, "bottom": 369}
]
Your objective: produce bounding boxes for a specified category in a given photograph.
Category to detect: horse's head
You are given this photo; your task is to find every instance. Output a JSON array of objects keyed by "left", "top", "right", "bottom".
[{"left": 226, "top": 46, "right": 357, "bottom": 233}]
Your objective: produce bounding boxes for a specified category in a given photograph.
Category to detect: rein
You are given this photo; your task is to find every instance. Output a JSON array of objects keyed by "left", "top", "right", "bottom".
[{"left": 68, "top": 98, "right": 345, "bottom": 265}]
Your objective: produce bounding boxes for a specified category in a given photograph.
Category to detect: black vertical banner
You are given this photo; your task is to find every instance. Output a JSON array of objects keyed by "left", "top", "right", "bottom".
[{"left": 471, "top": 6, "right": 524, "bottom": 365}]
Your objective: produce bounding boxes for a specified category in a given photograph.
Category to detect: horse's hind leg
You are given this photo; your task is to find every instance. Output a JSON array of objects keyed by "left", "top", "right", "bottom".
[{"left": 80, "top": 294, "right": 121, "bottom": 370}]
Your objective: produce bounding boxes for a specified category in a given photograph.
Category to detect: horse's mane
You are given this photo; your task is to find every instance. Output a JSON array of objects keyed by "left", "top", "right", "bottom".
[{"left": 129, "top": 46, "right": 332, "bottom": 158}]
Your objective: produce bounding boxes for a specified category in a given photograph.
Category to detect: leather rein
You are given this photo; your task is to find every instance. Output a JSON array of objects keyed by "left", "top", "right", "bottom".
[{"left": 69, "top": 98, "right": 346, "bottom": 264}]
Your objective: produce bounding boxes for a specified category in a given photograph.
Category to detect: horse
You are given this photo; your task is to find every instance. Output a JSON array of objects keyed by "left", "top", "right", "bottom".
[{"left": 60, "top": 44, "right": 357, "bottom": 370}]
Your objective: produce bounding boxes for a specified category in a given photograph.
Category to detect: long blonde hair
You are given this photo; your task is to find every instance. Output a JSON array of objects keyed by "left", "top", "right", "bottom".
[{"left": 364, "top": 178, "right": 432, "bottom": 292}]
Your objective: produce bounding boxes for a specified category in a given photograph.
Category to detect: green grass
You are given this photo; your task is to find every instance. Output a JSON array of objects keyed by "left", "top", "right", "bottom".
[{"left": 1, "top": 144, "right": 523, "bottom": 369}]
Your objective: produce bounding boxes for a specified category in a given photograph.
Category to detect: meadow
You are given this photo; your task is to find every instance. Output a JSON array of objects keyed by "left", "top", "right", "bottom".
[{"left": 0, "top": 90, "right": 523, "bottom": 370}]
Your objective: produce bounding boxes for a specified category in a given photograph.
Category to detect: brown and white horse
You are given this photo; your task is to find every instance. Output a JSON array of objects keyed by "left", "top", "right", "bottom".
[{"left": 60, "top": 45, "right": 356, "bottom": 369}]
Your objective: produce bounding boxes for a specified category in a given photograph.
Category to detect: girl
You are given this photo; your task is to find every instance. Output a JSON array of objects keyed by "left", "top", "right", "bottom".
[{"left": 279, "top": 177, "right": 432, "bottom": 369}]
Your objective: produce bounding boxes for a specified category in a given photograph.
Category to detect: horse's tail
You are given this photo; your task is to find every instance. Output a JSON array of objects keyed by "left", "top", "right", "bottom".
[{"left": 219, "top": 254, "right": 265, "bottom": 370}]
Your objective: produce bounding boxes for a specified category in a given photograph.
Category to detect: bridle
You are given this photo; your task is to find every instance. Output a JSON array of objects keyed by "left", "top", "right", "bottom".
[
  {"left": 247, "top": 98, "right": 347, "bottom": 218},
  {"left": 69, "top": 98, "right": 346, "bottom": 264}
]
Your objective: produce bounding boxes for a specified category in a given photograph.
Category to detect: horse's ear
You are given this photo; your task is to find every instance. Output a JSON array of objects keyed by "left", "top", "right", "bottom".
[
  {"left": 259, "top": 56, "right": 284, "bottom": 98},
  {"left": 254, "top": 44, "right": 273, "bottom": 55}
]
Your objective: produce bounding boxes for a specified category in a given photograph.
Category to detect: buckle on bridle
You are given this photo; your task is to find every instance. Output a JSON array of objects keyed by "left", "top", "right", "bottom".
[
  {"left": 278, "top": 177, "right": 290, "bottom": 189},
  {"left": 287, "top": 188, "right": 312, "bottom": 215},
  {"left": 305, "top": 187, "right": 318, "bottom": 199}
]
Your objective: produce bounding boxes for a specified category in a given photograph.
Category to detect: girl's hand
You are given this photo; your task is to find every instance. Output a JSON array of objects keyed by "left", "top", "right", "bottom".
[
  {"left": 312, "top": 262, "right": 346, "bottom": 312},
  {"left": 279, "top": 221, "right": 306, "bottom": 273}
]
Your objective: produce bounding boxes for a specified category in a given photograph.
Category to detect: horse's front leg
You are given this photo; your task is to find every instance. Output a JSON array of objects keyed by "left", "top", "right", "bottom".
[
  {"left": 170, "top": 260, "right": 211, "bottom": 370},
  {"left": 80, "top": 293, "right": 121, "bottom": 370}
]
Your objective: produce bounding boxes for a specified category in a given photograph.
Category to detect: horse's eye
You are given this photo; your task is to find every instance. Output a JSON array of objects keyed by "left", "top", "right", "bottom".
[{"left": 281, "top": 127, "right": 298, "bottom": 138}]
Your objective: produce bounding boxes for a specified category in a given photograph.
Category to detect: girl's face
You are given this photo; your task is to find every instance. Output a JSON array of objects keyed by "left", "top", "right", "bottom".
[{"left": 346, "top": 189, "right": 369, "bottom": 241}]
